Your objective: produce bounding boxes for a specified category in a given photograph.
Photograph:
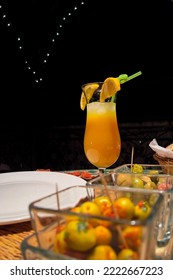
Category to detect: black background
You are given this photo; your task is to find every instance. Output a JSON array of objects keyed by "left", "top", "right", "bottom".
[{"left": 1, "top": 0, "right": 173, "bottom": 127}]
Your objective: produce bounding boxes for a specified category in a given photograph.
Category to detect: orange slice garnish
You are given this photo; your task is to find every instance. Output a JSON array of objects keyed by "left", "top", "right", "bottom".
[
  {"left": 100, "top": 77, "right": 121, "bottom": 102},
  {"left": 80, "top": 83, "right": 99, "bottom": 110}
]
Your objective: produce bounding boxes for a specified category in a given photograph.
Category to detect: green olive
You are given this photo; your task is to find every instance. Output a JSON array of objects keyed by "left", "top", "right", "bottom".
[
  {"left": 134, "top": 201, "right": 151, "bottom": 221},
  {"left": 132, "top": 177, "right": 144, "bottom": 188},
  {"left": 144, "top": 181, "right": 157, "bottom": 190},
  {"left": 132, "top": 164, "right": 144, "bottom": 174},
  {"left": 148, "top": 170, "right": 159, "bottom": 175}
]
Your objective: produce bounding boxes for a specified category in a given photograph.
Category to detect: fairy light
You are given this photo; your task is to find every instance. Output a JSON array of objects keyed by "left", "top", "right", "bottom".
[{"left": 0, "top": 1, "right": 85, "bottom": 84}]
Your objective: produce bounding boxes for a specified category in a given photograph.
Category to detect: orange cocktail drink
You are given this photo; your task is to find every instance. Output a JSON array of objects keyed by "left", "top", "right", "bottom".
[
  {"left": 84, "top": 102, "right": 121, "bottom": 168},
  {"left": 81, "top": 72, "right": 142, "bottom": 171}
]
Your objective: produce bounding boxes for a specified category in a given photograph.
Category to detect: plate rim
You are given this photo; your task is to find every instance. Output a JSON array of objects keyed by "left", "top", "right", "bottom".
[{"left": 0, "top": 171, "right": 86, "bottom": 225}]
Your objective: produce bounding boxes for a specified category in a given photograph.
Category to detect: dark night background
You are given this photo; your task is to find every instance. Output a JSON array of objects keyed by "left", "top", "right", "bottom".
[
  {"left": 0, "top": 0, "right": 173, "bottom": 126},
  {"left": 0, "top": 0, "right": 173, "bottom": 170}
]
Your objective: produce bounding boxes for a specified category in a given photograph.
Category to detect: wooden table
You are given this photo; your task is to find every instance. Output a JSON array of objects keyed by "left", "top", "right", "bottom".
[{"left": 0, "top": 221, "right": 34, "bottom": 260}]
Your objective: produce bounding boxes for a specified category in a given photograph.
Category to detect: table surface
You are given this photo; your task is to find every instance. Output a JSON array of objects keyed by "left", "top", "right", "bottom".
[
  {"left": 0, "top": 221, "right": 34, "bottom": 260},
  {"left": 0, "top": 168, "right": 172, "bottom": 260},
  {"left": 0, "top": 169, "right": 99, "bottom": 260}
]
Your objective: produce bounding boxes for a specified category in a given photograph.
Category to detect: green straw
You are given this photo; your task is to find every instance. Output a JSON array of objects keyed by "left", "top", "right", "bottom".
[
  {"left": 111, "top": 71, "right": 142, "bottom": 102},
  {"left": 118, "top": 71, "right": 142, "bottom": 84}
]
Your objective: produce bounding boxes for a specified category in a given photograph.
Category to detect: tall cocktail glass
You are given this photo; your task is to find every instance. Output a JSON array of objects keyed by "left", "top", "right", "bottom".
[
  {"left": 81, "top": 72, "right": 142, "bottom": 173},
  {"left": 82, "top": 82, "right": 121, "bottom": 173}
]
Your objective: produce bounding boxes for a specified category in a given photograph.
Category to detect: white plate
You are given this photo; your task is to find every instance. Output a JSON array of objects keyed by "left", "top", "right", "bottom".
[{"left": 0, "top": 171, "right": 86, "bottom": 225}]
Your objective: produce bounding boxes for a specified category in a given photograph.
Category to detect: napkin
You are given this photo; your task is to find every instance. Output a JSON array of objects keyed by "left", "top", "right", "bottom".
[{"left": 149, "top": 138, "right": 173, "bottom": 159}]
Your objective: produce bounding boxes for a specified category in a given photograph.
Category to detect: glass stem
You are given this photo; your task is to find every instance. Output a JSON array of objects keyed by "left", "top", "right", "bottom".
[{"left": 98, "top": 168, "right": 106, "bottom": 174}]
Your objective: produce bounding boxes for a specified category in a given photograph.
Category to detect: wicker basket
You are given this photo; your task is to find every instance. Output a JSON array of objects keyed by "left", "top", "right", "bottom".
[{"left": 153, "top": 153, "right": 173, "bottom": 174}]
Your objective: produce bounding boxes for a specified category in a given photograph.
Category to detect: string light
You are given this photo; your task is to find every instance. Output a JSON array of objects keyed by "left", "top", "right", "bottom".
[{"left": 0, "top": 1, "right": 85, "bottom": 84}]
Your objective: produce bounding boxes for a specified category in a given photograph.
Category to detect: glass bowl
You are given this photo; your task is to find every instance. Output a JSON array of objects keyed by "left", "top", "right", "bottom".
[
  {"left": 87, "top": 164, "right": 173, "bottom": 187},
  {"left": 87, "top": 164, "right": 173, "bottom": 254},
  {"left": 20, "top": 185, "right": 165, "bottom": 260},
  {"left": 21, "top": 232, "right": 72, "bottom": 260}
]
